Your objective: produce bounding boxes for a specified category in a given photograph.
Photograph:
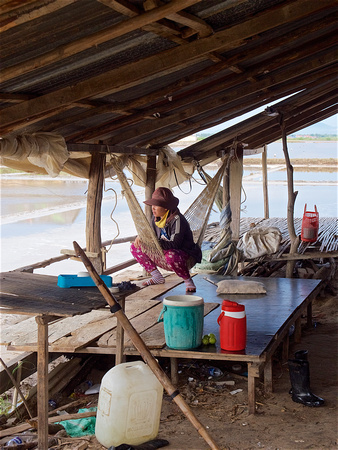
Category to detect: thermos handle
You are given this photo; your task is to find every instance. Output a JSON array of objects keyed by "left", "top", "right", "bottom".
[
  {"left": 157, "top": 305, "right": 167, "bottom": 323},
  {"left": 217, "top": 311, "right": 224, "bottom": 326},
  {"left": 304, "top": 203, "right": 307, "bottom": 214}
]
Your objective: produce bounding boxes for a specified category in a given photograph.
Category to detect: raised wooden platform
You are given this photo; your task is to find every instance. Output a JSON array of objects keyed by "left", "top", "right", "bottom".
[{"left": 1, "top": 272, "right": 322, "bottom": 415}]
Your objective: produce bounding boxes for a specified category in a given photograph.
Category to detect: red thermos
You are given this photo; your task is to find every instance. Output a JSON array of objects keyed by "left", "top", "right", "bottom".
[{"left": 217, "top": 300, "right": 246, "bottom": 351}]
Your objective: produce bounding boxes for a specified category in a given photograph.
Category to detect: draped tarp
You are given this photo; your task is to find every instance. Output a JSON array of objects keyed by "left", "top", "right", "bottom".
[
  {"left": 0, "top": 133, "right": 93, "bottom": 178},
  {"left": 0, "top": 134, "right": 194, "bottom": 187}
]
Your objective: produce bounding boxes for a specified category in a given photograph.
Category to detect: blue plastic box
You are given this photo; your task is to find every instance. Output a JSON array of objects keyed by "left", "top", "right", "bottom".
[{"left": 57, "top": 274, "right": 112, "bottom": 288}]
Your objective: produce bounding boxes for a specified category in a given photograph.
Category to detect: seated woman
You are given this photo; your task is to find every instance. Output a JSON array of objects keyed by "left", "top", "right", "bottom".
[{"left": 130, "top": 187, "right": 202, "bottom": 293}]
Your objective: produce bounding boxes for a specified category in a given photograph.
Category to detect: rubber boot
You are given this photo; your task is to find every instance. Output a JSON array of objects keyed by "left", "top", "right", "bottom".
[
  {"left": 288, "top": 359, "right": 324, "bottom": 407},
  {"left": 289, "top": 350, "right": 308, "bottom": 394},
  {"left": 294, "top": 349, "right": 308, "bottom": 360}
]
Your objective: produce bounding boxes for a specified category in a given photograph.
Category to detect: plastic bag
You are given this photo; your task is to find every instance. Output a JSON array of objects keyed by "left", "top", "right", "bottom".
[{"left": 57, "top": 407, "right": 97, "bottom": 437}]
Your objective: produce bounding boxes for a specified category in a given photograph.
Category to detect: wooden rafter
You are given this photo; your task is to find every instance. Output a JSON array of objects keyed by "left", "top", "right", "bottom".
[
  {"left": 0, "top": 0, "right": 204, "bottom": 83},
  {"left": 0, "top": 0, "right": 78, "bottom": 32},
  {"left": 69, "top": 50, "right": 336, "bottom": 144},
  {"left": 28, "top": 15, "right": 335, "bottom": 138},
  {"left": 1, "top": 0, "right": 334, "bottom": 133}
]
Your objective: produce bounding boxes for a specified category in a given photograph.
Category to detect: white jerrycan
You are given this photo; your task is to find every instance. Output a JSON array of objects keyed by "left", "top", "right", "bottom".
[{"left": 95, "top": 361, "right": 163, "bottom": 447}]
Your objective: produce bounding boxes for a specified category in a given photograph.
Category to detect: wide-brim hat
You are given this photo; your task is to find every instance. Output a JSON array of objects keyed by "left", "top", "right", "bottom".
[{"left": 144, "top": 187, "right": 179, "bottom": 210}]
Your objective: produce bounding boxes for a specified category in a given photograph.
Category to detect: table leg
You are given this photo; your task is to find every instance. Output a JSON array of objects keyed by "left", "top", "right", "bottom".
[
  {"left": 170, "top": 358, "right": 179, "bottom": 386},
  {"left": 307, "top": 302, "right": 313, "bottom": 328},
  {"left": 264, "top": 358, "right": 273, "bottom": 393},
  {"left": 36, "top": 315, "right": 49, "bottom": 450},
  {"left": 116, "top": 297, "right": 126, "bottom": 365},
  {"left": 282, "top": 333, "right": 290, "bottom": 362},
  {"left": 247, "top": 363, "right": 259, "bottom": 415},
  {"left": 294, "top": 317, "right": 302, "bottom": 343}
]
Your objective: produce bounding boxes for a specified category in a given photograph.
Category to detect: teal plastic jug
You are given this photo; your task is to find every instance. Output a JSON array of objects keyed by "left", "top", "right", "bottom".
[{"left": 158, "top": 295, "right": 204, "bottom": 350}]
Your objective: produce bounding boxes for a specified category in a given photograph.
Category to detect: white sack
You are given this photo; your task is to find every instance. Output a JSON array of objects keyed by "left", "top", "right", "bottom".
[
  {"left": 216, "top": 280, "right": 266, "bottom": 294},
  {"left": 237, "top": 226, "right": 282, "bottom": 259}
]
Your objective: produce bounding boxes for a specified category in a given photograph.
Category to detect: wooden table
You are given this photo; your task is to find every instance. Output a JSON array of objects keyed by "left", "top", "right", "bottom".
[
  {"left": 0, "top": 272, "right": 109, "bottom": 449},
  {"left": 1, "top": 272, "right": 322, "bottom": 421},
  {"left": 140, "top": 273, "right": 322, "bottom": 413}
]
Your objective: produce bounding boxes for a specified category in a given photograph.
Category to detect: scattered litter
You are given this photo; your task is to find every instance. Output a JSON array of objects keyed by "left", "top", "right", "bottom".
[
  {"left": 57, "top": 407, "right": 97, "bottom": 437},
  {"left": 85, "top": 383, "right": 101, "bottom": 395},
  {"left": 230, "top": 389, "right": 243, "bottom": 395},
  {"left": 215, "top": 380, "right": 235, "bottom": 386},
  {"left": 188, "top": 377, "right": 194, "bottom": 382}
]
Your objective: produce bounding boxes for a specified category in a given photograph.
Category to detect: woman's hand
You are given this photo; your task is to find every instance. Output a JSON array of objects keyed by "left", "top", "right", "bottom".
[{"left": 134, "top": 236, "right": 141, "bottom": 248}]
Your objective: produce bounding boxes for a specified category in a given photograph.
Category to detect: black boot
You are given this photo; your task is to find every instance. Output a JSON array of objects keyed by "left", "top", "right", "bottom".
[
  {"left": 294, "top": 349, "right": 308, "bottom": 360},
  {"left": 289, "top": 350, "right": 309, "bottom": 394},
  {"left": 288, "top": 359, "right": 324, "bottom": 407}
]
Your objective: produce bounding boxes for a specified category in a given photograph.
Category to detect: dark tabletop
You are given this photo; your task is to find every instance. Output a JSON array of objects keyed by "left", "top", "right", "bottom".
[{"left": 0, "top": 272, "right": 108, "bottom": 317}]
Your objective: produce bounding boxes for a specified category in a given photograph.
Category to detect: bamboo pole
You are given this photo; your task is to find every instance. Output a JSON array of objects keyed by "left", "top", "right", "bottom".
[{"left": 73, "top": 241, "right": 221, "bottom": 450}]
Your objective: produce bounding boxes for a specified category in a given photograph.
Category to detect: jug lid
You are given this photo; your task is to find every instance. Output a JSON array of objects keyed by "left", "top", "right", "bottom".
[{"left": 221, "top": 300, "right": 245, "bottom": 311}]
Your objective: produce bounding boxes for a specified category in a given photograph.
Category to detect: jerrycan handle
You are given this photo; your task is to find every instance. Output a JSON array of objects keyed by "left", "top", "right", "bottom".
[
  {"left": 303, "top": 203, "right": 307, "bottom": 214},
  {"left": 314, "top": 205, "right": 317, "bottom": 213},
  {"left": 157, "top": 305, "right": 167, "bottom": 323},
  {"left": 217, "top": 311, "right": 224, "bottom": 326}
]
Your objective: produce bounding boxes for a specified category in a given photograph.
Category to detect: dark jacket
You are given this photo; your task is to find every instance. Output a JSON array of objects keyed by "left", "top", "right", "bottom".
[{"left": 151, "top": 212, "right": 202, "bottom": 263}]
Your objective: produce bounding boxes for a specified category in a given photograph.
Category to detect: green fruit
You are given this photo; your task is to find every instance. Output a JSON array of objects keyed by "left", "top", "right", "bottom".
[
  {"left": 208, "top": 333, "right": 216, "bottom": 339},
  {"left": 209, "top": 336, "right": 216, "bottom": 345},
  {"left": 202, "top": 335, "right": 210, "bottom": 345}
]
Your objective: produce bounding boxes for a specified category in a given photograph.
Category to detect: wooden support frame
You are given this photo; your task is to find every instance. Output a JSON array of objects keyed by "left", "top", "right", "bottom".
[
  {"left": 262, "top": 144, "right": 269, "bottom": 219},
  {"left": 86, "top": 152, "right": 105, "bottom": 274},
  {"left": 229, "top": 144, "right": 243, "bottom": 240},
  {"left": 36, "top": 315, "right": 50, "bottom": 450}
]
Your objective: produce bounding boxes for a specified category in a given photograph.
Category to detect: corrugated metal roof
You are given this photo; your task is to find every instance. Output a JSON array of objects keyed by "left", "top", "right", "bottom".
[{"left": 0, "top": 0, "right": 337, "bottom": 163}]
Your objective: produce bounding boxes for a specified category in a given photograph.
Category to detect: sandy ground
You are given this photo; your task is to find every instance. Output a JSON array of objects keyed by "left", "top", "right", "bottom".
[{"left": 0, "top": 270, "right": 337, "bottom": 449}]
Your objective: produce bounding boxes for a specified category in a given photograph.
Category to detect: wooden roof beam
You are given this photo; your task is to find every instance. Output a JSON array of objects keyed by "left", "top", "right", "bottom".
[
  {"left": 1, "top": 0, "right": 334, "bottom": 132},
  {"left": 60, "top": 32, "right": 337, "bottom": 142},
  {"left": 247, "top": 103, "right": 337, "bottom": 149},
  {"left": 69, "top": 49, "right": 336, "bottom": 143},
  {"left": 176, "top": 76, "right": 337, "bottom": 158},
  {"left": 153, "top": 73, "right": 337, "bottom": 153},
  {"left": 36, "top": 16, "right": 336, "bottom": 135},
  {"left": 1, "top": 0, "right": 204, "bottom": 84},
  {"left": 0, "top": 0, "right": 78, "bottom": 32},
  {"left": 143, "top": 0, "right": 213, "bottom": 38},
  {"left": 66, "top": 143, "right": 154, "bottom": 155}
]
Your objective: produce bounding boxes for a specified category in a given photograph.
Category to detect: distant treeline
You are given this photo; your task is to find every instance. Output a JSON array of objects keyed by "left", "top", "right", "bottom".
[{"left": 197, "top": 134, "right": 337, "bottom": 141}]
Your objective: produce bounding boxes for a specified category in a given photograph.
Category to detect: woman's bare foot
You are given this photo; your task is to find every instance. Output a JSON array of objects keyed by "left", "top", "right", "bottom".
[{"left": 184, "top": 277, "right": 196, "bottom": 293}]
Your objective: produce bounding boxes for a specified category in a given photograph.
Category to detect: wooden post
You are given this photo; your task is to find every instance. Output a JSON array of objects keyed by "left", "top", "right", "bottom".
[
  {"left": 247, "top": 363, "right": 259, "bottom": 415},
  {"left": 36, "top": 315, "right": 50, "bottom": 450},
  {"left": 86, "top": 152, "right": 105, "bottom": 274},
  {"left": 229, "top": 144, "right": 243, "bottom": 240},
  {"left": 145, "top": 154, "right": 157, "bottom": 224},
  {"left": 115, "top": 297, "right": 126, "bottom": 365},
  {"left": 262, "top": 145, "right": 269, "bottom": 219},
  {"left": 264, "top": 358, "right": 273, "bottom": 393},
  {"left": 280, "top": 115, "right": 299, "bottom": 278}
]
